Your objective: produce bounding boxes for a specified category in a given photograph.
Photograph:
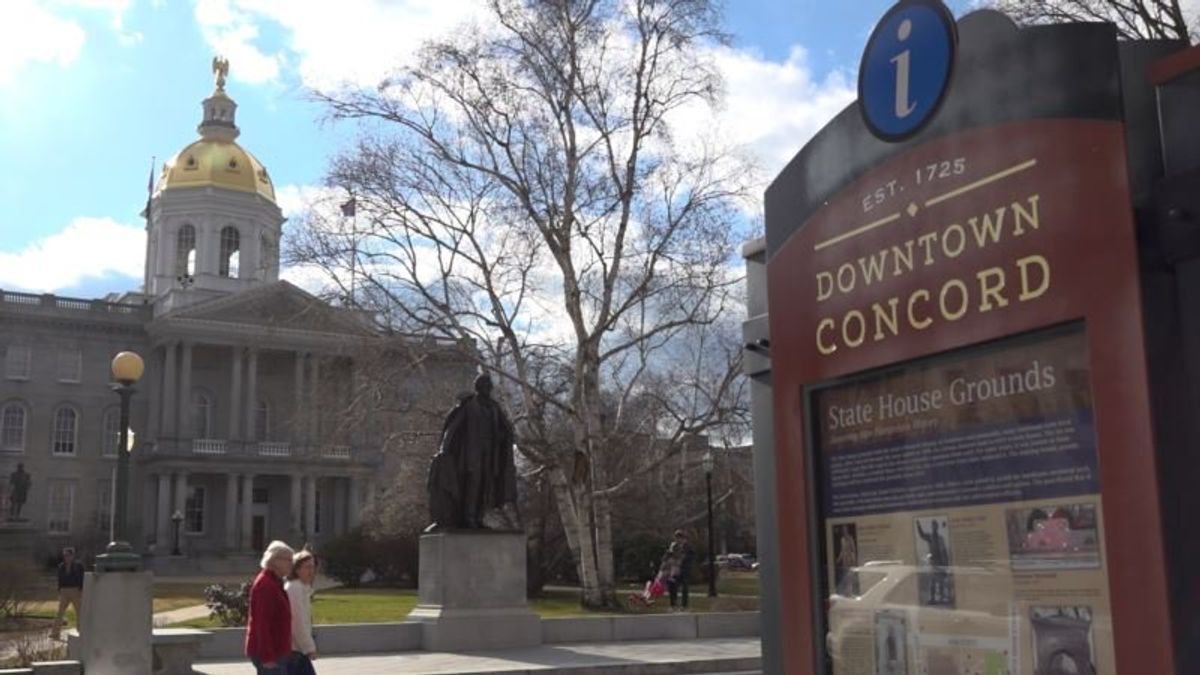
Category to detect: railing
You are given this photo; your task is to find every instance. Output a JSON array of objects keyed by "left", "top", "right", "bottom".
[
  {"left": 192, "top": 439, "right": 227, "bottom": 455},
  {"left": 0, "top": 289, "right": 149, "bottom": 318},
  {"left": 257, "top": 442, "right": 291, "bottom": 457},
  {"left": 323, "top": 445, "right": 352, "bottom": 460}
]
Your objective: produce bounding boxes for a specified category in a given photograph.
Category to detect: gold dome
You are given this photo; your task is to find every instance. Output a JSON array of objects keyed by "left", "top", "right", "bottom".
[{"left": 158, "top": 138, "right": 276, "bottom": 203}]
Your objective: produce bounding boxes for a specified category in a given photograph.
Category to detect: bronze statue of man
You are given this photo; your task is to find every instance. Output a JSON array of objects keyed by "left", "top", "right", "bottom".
[
  {"left": 8, "top": 463, "right": 30, "bottom": 520},
  {"left": 427, "top": 374, "right": 519, "bottom": 530}
]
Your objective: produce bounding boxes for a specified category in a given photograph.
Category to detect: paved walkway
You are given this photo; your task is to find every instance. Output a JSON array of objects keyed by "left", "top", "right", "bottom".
[{"left": 195, "top": 638, "right": 761, "bottom": 674}]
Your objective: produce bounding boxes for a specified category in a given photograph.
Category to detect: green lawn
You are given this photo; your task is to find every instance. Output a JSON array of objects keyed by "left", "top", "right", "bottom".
[
  {"left": 171, "top": 575, "right": 760, "bottom": 628},
  {"left": 14, "top": 581, "right": 210, "bottom": 633}
]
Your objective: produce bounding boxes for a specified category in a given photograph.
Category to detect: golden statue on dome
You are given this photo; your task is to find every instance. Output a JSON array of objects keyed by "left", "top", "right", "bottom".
[{"left": 212, "top": 56, "right": 229, "bottom": 92}]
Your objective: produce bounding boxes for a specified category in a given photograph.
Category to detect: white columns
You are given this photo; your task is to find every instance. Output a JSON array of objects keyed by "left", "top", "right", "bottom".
[
  {"left": 293, "top": 353, "right": 306, "bottom": 444},
  {"left": 162, "top": 342, "right": 178, "bottom": 436},
  {"left": 290, "top": 474, "right": 303, "bottom": 537},
  {"left": 348, "top": 477, "right": 362, "bottom": 528},
  {"left": 304, "top": 476, "right": 318, "bottom": 543},
  {"left": 178, "top": 343, "right": 194, "bottom": 438},
  {"left": 156, "top": 473, "right": 171, "bottom": 549},
  {"left": 244, "top": 349, "right": 258, "bottom": 441},
  {"left": 228, "top": 347, "right": 242, "bottom": 441},
  {"left": 240, "top": 474, "right": 255, "bottom": 551},
  {"left": 309, "top": 356, "right": 321, "bottom": 444},
  {"left": 147, "top": 347, "right": 161, "bottom": 440},
  {"left": 225, "top": 473, "right": 238, "bottom": 551}
]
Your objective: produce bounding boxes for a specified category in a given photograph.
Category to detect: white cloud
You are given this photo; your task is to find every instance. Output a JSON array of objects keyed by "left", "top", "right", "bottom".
[
  {"left": 0, "top": 0, "right": 147, "bottom": 84},
  {"left": 0, "top": 1, "right": 87, "bottom": 84},
  {"left": 670, "top": 44, "right": 856, "bottom": 186},
  {"left": 193, "top": 0, "right": 482, "bottom": 90},
  {"left": 0, "top": 217, "right": 144, "bottom": 293}
]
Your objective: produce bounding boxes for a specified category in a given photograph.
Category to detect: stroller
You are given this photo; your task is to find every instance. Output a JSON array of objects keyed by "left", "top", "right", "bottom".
[{"left": 628, "top": 573, "right": 668, "bottom": 607}]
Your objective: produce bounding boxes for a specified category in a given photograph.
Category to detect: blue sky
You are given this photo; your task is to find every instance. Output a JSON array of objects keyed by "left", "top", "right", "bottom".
[{"left": 0, "top": 0, "right": 972, "bottom": 299}]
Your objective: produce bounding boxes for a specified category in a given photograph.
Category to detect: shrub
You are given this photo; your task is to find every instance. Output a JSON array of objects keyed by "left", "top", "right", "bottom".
[
  {"left": 368, "top": 533, "right": 420, "bottom": 588},
  {"left": 204, "top": 582, "right": 251, "bottom": 627},
  {"left": 616, "top": 533, "right": 671, "bottom": 583},
  {"left": 0, "top": 559, "right": 37, "bottom": 622},
  {"left": 321, "top": 528, "right": 373, "bottom": 587}
]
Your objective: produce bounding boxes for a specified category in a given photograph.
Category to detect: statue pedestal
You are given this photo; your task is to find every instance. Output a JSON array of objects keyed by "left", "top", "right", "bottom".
[
  {"left": 76, "top": 571, "right": 153, "bottom": 674},
  {"left": 409, "top": 531, "right": 541, "bottom": 651}
]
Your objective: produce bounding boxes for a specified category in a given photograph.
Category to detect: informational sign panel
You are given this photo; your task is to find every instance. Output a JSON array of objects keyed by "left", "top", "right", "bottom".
[
  {"left": 762, "top": 12, "right": 1174, "bottom": 675},
  {"left": 816, "top": 327, "right": 1115, "bottom": 675}
]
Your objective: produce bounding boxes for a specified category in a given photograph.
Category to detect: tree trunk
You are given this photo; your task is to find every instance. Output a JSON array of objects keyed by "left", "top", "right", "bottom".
[
  {"left": 594, "top": 494, "right": 617, "bottom": 599},
  {"left": 548, "top": 467, "right": 606, "bottom": 607}
]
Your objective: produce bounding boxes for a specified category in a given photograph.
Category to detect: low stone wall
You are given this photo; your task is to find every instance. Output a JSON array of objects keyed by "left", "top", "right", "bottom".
[
  {"left": 197, "top": 612, "right": 760, "bottom": 660},
  {"left": 0, "top": 662, "right": 80, "bottom": 675}
]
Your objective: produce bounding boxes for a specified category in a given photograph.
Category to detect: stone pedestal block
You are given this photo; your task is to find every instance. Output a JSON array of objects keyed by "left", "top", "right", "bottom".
[
  {"left": 77, "top": 571, "right": 153, "bottom": 675},
  {"left": 409, "top": 531, "right": 541, "bottom": 652}
]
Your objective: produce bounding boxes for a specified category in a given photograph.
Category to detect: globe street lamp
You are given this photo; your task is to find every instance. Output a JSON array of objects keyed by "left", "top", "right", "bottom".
[
  {"left": 703, "top": 449, "right": 717, "bottom": 598},
  {"left": 95, "top": 351, "right": 144, "bottom": 572}
]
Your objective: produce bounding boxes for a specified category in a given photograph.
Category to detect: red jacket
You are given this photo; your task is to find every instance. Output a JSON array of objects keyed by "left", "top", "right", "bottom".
[{"left": 245, "top": 569, "right": 292, "bottom": 664}]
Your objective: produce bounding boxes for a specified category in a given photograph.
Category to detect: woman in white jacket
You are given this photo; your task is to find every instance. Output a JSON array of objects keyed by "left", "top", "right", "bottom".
[{"left": 285, "top": 550, "right": 318, "bottom": 674}]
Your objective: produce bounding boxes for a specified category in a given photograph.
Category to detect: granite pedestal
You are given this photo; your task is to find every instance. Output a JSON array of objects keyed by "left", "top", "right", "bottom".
[
  {"left": 408, "top": 531, "right": 541, "bottom": 652},
  {"left": 76, "top": 571, "right": 153, "bottom": 675}
]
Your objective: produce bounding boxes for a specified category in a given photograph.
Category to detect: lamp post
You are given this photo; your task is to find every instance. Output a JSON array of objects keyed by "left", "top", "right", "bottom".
[
  {"left": 171, "top": 510, "right": 184, "bottom": 556},
  {"left": 703, "top": 449, "right": 717, "bottom": 598},
  {"left": 96, "top": 351, "right": 144, "bottom": 572}
]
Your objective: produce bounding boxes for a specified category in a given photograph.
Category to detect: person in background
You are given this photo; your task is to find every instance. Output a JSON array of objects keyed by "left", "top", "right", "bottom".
[
  {"left": 50, "top": 547, "right": 84, "bottom": 639},
  {"left": 246, "top": 540, "right": 295, "bottom": 674},
  {"left": 286, "top": 550, "right": 318, "bottom": 675},
  {"left": 672, "top": 530, "right": 695, "bottom": 612}
]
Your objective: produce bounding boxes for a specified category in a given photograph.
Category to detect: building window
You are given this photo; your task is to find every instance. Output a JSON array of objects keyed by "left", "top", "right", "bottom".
[
  {"left": 252, "top": 488, "right": 269, "bottom": 504},
  {"left": 185, "top": 486, "right": 205, "bottom": 534},
  {"left": 1, "top": 402, "right": 27, "bottom": 453},
  {"left": 5, "top": 346, "right": 31, "bottom": 380},
  {"left": 47, "top": 481, "right": 74, "bottom": 534},
  {"left": 101, "top": 408, "right": 121, "bottom": 457},
  {"left": 219, "top": 226, "right": 240, "bottom": 278},
  {"left": 56, "top": 349, "right": 81, "bottom": 383},
  {"left": 314, "top": 489, "right": 322, "bottom": 534},
  {"left": 96, "top": 479, "right": 113, "bottom": 534},
  {"left": 191, "top": 391, "right": 211, "bottom": 438},
  {"left": 52, "top": 407, "right": 78, "bottom": 456},
  {"left": 254, "top": 400, "right": 270, "bottom": 442},
  {"left": 176, "top": 224, "right": 196, "bottom": 278}
]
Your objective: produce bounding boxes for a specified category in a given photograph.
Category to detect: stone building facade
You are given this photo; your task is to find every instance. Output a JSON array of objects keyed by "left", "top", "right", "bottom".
[{"left": 0, "top": 67, "right": 470, "bottom": 568}]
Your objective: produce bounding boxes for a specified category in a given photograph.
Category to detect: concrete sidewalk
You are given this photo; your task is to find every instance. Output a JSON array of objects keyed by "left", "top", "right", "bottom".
[{"left": 195, "top": 637, "right": 761, "bottom": 674}]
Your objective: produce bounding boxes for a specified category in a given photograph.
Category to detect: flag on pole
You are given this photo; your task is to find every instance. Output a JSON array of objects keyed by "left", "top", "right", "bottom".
[{"left": 340, "top": 197, "right": 357, "bottom": 217}]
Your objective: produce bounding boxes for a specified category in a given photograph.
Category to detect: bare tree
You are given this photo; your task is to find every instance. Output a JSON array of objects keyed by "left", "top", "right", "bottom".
[
  {"left": 290, "top": 0, "right": 752, "bottom": 607},
  {"left": 989, "top": 0, "right": 1195, "bottom": 41}
]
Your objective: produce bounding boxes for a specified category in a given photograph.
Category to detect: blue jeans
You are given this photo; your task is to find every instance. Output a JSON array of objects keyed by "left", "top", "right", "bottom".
[{"left": 250, "top": 656, "right": 289, "bottom": 675}]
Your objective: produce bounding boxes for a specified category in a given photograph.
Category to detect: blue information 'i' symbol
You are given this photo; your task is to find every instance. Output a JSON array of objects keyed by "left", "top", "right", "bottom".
[{"left": 859, "top": 0, "right": 957, "bottom": 142}]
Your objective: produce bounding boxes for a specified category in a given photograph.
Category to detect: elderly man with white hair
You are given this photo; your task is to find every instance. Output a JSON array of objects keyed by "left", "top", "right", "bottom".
[{"left": 245, "top": 540, "right": 295, "bottom": 674}]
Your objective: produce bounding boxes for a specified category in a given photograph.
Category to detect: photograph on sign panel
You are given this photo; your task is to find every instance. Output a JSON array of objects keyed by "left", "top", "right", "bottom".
[
  {"left": 874, "top": 610, "right": 909, "bottom": 675},
  {"left": 913, "top": 515, "right": 955, "bottom": 608},
  {"left": 833, "top": 523, "right": 860, "bottom": 595},
  {"left": 1030, "top": 606, "right": 1095, "bottom": 675},
  {"left": 1006, "top": 503, "right": 1101, "bottom": 571}
]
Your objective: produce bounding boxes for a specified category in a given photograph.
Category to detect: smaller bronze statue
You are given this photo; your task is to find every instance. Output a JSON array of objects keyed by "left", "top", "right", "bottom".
[
  {"left": 426, "top": 374, "right": 520, "bottom": 531},
  {"left": 8, "top": 463, "right": 31, "bottom": 521}
]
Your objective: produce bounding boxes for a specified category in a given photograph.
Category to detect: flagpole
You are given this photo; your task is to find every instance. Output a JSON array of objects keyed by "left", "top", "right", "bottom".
[{"left": 143, "top": 156, "right": 155, "bottom": 294}]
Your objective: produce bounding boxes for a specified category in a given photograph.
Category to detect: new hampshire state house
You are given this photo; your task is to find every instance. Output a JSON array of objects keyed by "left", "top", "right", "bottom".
[{"left": 0, "top": 63, "right": 471, "bottom": 570}]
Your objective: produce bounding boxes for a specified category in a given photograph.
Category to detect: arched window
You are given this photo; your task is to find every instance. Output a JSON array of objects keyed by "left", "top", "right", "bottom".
[
  {"left": 52, "top": 406, "right": 78, "bottom": 456},
  {"left": 101, "top": 407, "right": 121, "bottom": 457},
  {"left": 1, "top": 401, "right": 27, "bottom": 453},
  {"left": 176, "top": 224, "right": 196, "bottom": 278},
  {"left": 254, "top": 399, "right": 270, "bottom": 442},
  {"left": 191, "top": 391, "right": 212, "bottom": 438},
  {"left": 219, "top": 226, "right": 240, "bottom": 278}
]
